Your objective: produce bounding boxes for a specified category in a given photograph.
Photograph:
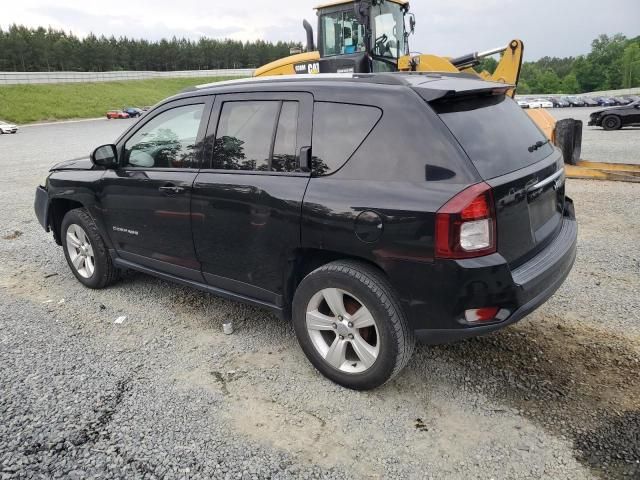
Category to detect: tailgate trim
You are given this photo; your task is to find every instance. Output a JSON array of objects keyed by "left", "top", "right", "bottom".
[{"left": 528, "top": 168, "right": 565, "bottom": 192}]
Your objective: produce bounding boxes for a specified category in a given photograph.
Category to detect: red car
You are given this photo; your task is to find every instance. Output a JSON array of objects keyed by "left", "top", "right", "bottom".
[{"left": 106, "top": 110, "right": 130, "bottom": 119}]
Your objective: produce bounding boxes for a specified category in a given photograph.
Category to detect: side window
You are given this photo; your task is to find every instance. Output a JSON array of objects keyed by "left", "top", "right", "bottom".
[
  {"left": 312, "top": 102, "right": 381, "bottom": 176},
  {"left": 212, "top": 100, "right": 300, "bottom": 172},
  {"left": 124, "top": 104, "right": 204, "bottom": 169}
]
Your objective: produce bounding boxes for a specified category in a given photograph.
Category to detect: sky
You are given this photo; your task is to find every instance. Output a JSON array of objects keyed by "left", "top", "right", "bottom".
[{"left": 1, "top": 0, "right": 639, "bottom": 61}]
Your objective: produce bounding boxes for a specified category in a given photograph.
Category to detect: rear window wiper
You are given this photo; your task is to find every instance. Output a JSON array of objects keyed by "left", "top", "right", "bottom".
[{"left": 528, "top": 139, "right": 550, "bottom": 153}]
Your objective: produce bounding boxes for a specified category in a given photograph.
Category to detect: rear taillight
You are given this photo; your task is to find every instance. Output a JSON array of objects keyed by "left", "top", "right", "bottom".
[{"left": 435, "top": 182, "right": 496, "bottom": 259}]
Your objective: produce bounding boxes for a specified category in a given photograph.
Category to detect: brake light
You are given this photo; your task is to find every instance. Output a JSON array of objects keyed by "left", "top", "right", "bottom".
[{"left": 435, "top": 182, "right": 496, "bottom": 259}]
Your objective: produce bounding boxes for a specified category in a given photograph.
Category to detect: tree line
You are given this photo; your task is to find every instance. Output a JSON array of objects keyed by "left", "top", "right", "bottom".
[
  {"left": 479, "top": 34, "right": 640, "bottom": 94},
  {"left": 0, "top": 25, "right": 301, "bottom": 72},
  {"left": 1, "top": 25, "right": 638, "bottom": 94}
]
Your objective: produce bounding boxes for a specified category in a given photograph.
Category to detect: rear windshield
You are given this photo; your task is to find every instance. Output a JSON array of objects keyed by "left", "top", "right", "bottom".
[{"left": 433, "top": 95, "right": 554, "bottom": 179}]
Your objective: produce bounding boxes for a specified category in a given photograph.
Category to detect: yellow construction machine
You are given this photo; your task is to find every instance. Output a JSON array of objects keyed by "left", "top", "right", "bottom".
[{"left": 255, "top": 0, "right": 639, "bottom": 181}]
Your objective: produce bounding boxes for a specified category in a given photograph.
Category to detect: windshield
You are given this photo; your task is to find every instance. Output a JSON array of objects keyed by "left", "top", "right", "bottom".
[
  {"left": 371, "top": 2, "right": 405, "bottom": 58},
  {"left": 320, "top": 10, "right": 367, "bottom": 56}
]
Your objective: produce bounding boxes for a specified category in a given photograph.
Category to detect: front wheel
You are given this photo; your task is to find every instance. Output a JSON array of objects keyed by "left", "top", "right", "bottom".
[
  {"left": 61, "top": 208, "right": 119, "bottom": 289},
  {"left": 602, "top": 115, "right": 622, "bottom": 131},
  {"left": 292, "top": 261, "right": 415, "bottom": 390}
]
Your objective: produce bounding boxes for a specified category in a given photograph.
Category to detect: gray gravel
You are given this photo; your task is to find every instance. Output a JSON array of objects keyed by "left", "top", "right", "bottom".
[
  {"left": 549, "top": 107, "right": 640, "bottom": 165},
  {"left": 1, "top": 120, "right": 639, "bottom": 479}
]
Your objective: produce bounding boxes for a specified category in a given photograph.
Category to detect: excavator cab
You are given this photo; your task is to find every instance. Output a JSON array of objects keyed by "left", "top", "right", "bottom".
[
  {"left": 255, "top": 0, "right": 410, "bottom": 77},
  {"left": 313, "top": 0, "right": 409, "bottom": 73}
]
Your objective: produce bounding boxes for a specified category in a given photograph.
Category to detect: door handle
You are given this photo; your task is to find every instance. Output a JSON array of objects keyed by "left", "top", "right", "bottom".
[
  {"left": 159, "top": 185, "right": 186, "bottom": 194},
  {"left": 299, "top": 146, "right": 312, "bottom": 172}
]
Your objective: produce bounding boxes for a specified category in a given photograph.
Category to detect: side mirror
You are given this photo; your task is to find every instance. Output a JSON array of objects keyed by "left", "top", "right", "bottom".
[
  {"left": 409, "top": 13, "right": 416, "bottom": 34},
  {"left": 91, "top": 144, "right": 118, "bottom": 169}
]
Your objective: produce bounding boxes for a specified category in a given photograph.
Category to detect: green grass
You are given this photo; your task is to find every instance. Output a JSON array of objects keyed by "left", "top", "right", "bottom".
[{"left": 0, "top": 76, "right": 239, "bottom": 124}]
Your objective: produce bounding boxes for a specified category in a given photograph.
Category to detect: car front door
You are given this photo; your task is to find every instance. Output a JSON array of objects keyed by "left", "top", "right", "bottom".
[
  {"left": 191, "top": 92, "right": 313, "bottom": 307},
  {"left": 100, "top": 96, "right": 213, "bottom": 281}
]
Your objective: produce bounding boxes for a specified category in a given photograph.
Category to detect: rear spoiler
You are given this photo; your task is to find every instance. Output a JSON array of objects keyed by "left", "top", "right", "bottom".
[{"left": 410, "top": 76, "right": 514, "bottom": 102}]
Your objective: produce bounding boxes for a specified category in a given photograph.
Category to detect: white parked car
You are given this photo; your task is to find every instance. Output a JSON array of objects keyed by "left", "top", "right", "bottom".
[
  {"left": 517, "top": 99, "right": 530, "bottom": 108},
  {"left": 527, "top": 98, "right": 553, "bottom": 109},
  {"left": 0, "top": 121, "right": 19, "bottom": 134}
]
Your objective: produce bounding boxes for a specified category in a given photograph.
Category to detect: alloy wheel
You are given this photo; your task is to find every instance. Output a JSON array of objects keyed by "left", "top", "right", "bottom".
[
  {"left": 305, "top": 288, "right": 380, "bottom": 374},
  {"left": 65, "top": 223, "right": 95, "bottom": 278}
]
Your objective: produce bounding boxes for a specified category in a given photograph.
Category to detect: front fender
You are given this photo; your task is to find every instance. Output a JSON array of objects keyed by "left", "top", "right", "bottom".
[{"left": 43, "top": 170, "right": 113, "bottom": 248}]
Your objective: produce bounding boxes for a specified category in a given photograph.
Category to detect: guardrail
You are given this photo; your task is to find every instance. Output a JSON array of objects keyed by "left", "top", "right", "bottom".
[{"left": 0, "top": 69, "right": 255, "bottom": 85}]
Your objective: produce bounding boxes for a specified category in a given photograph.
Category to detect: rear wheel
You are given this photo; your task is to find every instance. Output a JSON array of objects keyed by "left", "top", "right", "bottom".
[
  {"left": 61, "top": 208, "right": 119, "bottom": 289},
  {"left": 292, "top": 261, "right": 415, "bottom": 390},
  {"left": 602, "top": 115, "right": 622, "bottom": 131}
]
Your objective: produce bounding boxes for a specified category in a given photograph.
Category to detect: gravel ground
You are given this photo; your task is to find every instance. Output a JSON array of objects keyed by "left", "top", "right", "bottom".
[
  {"left": 548, "top": 107, "right": 640, "bottom": 165},
  {"left": 0, "top": 120, "right": 639, "bottom": 479}
]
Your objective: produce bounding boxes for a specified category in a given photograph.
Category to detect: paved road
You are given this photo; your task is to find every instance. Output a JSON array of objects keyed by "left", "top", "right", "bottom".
[
  {"left": 0, "top": 120, "right": 639, "bottom": 479},
  {"left": 548, "top": 107, "right": 640, "bottom": 165}
]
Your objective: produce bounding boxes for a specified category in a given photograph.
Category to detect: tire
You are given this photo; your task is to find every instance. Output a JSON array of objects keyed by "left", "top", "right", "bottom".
[
  {"left": 555, "top": 118, "right": 582, "bottom": 165},
  {"left": 602, "top": 115, "right": 622, "bottom": 131},
  {"left": 292, "top": 260, "right": 415, "bottom": 390},
  {"left": 61, "top": 208, "right": 119, "bottom": 289}
]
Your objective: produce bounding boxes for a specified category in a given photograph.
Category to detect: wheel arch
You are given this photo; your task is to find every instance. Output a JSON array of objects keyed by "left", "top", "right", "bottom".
[
  {"left": 49, "top": 198, "right": 86, "bottom": 245},
  {"left": 284, "top": 248, "right": 388, "bottom": 315}
]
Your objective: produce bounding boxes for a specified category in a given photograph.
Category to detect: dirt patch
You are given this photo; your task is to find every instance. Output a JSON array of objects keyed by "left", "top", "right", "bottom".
[
  {"left": 2, "top": 230, "right": 23, "bottom": 240},
  {"left": 435, "top": 313, "right": 640, "bottom": 479}
]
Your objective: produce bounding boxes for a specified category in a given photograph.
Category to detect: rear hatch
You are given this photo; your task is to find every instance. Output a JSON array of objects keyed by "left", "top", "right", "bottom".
[{"left": 432, "top": 93, "right": 565, "bottom": 266}]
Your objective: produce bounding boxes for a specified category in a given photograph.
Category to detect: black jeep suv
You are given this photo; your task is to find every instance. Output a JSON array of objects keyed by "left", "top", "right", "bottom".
[{"left": 34, "top": 73, "right": 577, "bottom": 390}]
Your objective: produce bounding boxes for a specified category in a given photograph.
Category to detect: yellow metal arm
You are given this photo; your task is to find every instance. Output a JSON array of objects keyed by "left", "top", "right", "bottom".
[{"left": 404, "top": 39, "right": 524, "bottom": 98}]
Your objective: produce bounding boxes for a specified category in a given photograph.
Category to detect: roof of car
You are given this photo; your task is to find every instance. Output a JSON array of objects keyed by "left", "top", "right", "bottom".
[{"left": 181, "top": 72, "right": 512, "bottom": 102}]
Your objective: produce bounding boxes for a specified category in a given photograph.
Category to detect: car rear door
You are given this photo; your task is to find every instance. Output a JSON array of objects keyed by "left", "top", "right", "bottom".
[
  {"left": 433, "top": 94, "right": 566, "bottom": 267},
  {"left": 191, "top": 92, "right": 313, "bottom": 307},
  {"left": 100, "top": 96, "right": 213, "bottom": 280}
]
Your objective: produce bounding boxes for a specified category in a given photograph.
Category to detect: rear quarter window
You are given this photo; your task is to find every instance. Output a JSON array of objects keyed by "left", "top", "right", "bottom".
[
  {"left": 312, "top": 102, "right": 382, "bottom": 176},
  {"left": 433, "top": 95, "right": 554, "bottom": 179}
]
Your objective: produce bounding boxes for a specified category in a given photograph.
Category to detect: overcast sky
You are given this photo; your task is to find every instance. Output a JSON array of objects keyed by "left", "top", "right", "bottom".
[{"left": 2, "top": 0, "right": 639, "bottom": 61}]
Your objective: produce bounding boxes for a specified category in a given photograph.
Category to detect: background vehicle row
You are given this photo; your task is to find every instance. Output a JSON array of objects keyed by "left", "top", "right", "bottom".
[{"left": 517, "top": 95, "right": 639, "bottom": 108}]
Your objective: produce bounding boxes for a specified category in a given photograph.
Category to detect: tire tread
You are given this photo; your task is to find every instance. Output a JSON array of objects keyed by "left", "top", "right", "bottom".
[
  {"left": 63, "top": 208, "right": 119, "bottom": 289},
  {"left": 308, "top": 260, "right": 415, "bottom": 386}
]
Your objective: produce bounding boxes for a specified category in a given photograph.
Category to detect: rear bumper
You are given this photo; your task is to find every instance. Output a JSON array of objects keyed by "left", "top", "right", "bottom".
[
  {"left": 404, "top": 199, "right": 577, "bottom": 344},
  {"left": 34, "top": 186, "right": 50, "bottom": 231}
]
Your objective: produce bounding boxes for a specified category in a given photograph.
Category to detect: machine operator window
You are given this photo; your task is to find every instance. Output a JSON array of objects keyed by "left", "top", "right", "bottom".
[
  {"left": 372, "top": 2, "right": 405, "bottom": 59},
  {"left": 321, "top": 11, "right": 366, "bottom": 56}
]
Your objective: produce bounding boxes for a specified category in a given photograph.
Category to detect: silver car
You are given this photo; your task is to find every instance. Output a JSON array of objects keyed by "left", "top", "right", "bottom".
[{"left": 0, "top": 121, "right": 18, "bottom": 134}]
